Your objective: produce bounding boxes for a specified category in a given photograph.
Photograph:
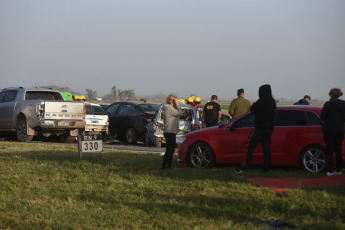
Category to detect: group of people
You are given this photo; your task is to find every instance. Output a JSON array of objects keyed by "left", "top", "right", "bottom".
[
  {"left": 186, "top": 96, "right": 202, "bottom": 110},
  {"left": 161, "top": 85, "right": 345, "bottom": 176}
]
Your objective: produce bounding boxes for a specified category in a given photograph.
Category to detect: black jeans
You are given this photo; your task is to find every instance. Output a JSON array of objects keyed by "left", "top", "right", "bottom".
[
  {"left": 323, "top": 130, "right": 344, "bottom": 172},
  {"left": 162, "top": 133, "right": 176, "bottom": 169},
  {"left": 205, "top": 123, "right": 219, "bottom": 128},
  {"left": 242, "top": 128, "right": 273, "bottom": 170}
]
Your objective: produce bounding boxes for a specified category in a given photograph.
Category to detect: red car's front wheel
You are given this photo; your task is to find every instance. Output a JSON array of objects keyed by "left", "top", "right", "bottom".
[{"left": 187, "top": 142, "right": 216, "bottom": 168}]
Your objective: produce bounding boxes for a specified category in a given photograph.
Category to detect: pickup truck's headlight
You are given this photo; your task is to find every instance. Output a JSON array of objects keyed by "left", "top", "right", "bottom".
[{"left": 179, "top": 136, "right": 186, "bottom": 144}]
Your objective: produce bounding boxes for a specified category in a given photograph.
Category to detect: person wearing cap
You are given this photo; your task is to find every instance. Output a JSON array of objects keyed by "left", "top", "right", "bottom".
[
  {"left": 193, "top": 97, "right": 202, "bottom": 110},
  {"left": 228, "top": 88, "right": 251, "bottom": 120},
  {"left": 186, "top": 97, "right": 194, "bottom": 107}
]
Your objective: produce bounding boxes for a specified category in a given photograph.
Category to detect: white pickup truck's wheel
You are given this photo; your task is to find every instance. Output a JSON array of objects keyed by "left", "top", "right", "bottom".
[{"left": 16, "top": 119, "right": 34, "bottom": 142}]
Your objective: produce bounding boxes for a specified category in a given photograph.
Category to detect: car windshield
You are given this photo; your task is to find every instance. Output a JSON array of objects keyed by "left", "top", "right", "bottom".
[
  {"left": 86, "top": 105, "right": 106, "bottom": 115},
  {"left": 139, "top": 104, "right": 160, "bottom": 113}
]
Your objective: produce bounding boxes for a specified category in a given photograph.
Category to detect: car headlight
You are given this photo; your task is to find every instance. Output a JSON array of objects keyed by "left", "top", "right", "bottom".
[{"left": 179, "top": 136, "right": 186, "bottom": 144}]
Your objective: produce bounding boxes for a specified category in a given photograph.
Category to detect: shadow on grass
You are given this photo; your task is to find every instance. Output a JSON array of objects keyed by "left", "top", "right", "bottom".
[
  {"left": 0, "top": 141, "right": 322, "bottom": 183},
  {"left": 73, "top": 187, "right": 321, "bottom": 227},
  {"left": 1, "top": 142, "right": 342, "bottom": 229}
]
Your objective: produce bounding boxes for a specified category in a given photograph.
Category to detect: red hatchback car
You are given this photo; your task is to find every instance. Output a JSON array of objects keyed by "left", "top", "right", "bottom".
[{"left": 178, "top": 106, "right": 345, "bottom": 173}]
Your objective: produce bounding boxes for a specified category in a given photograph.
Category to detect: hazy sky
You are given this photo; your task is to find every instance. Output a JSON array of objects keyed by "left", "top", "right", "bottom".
[{"left": 1, "top": 0, "right": 345, "bottom": 101}]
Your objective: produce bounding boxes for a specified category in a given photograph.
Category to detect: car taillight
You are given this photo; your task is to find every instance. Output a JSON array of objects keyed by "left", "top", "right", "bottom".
[
  {"left": 140, "top": 115, "right": 152, "bottom": 122},
  {"left": 83, "top": 104, "right": 86, "bottom": 119},
  {"left": 192, "top": 124, "right": 200, "bottom": 131}
]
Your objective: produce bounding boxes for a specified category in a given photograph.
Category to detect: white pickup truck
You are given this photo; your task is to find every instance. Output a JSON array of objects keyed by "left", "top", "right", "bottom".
[{"left": 0, "top": 87, "right": 86, "bottom": 142}]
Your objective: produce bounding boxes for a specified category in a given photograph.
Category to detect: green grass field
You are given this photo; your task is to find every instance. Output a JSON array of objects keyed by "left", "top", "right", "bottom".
[{"left": 0, "top": 142, "right": 344, "bottom": 229}]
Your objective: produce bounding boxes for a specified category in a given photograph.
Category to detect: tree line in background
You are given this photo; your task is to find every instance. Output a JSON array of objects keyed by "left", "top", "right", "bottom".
[
  {"left": 39, "top": 85, "right": 164, "bottom": 101},
  {"left": 38, "top": 85, "right": 322, "bottom": 104}
]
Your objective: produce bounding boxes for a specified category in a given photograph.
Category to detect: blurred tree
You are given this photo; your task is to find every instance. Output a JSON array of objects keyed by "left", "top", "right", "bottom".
[
  {"left": 111, "top": 86, "right": 117, "bottom": 96},
  {"left": 39, "top": 85, "right": 80, "bottom": 95},
  {"left": 118, "top": 89, "right": 136, "bottom": 101},
  {"left": 103, "top": 93, "right": 117, "bottom": 101},
  {"left": 86, "top": 89, "right": 98, "bottom": 100}
]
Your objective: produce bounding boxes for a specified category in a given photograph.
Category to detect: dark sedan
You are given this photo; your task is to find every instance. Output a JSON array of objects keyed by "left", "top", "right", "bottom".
[{"left": 105, "top": 101, "right": 160, "bottom": 144}]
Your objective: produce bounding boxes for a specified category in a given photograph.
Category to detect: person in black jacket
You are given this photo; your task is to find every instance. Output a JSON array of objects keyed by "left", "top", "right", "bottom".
[
  {"left": 320, "top": 88, "right": 345, "bottom": 176},
  {"left": 294, "top": 95, "right": 311, "bottom": 105},
  {"left": 235, "top": 84, "right": 276, "bottom": 173}
]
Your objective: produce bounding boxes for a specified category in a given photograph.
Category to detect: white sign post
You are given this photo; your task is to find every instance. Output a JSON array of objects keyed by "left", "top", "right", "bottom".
[
  {"left": 81, "top": 135, "right": 103, "bottom": 152},
  {"left": 78, "top": 134, "right": 102, "bottom": 159}
]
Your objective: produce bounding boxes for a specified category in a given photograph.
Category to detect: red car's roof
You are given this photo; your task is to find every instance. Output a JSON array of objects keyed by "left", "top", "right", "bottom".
[{"left": 277, "top": 105, "right": 322, "bottom": 114}]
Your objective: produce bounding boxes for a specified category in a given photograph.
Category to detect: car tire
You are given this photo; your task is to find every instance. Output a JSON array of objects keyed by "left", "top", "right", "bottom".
[
  {"left": 59, "top": 134, "right": 76, "bottom": 143},
  {"left": 299, "top": 145, "right": 326, "bottom": 173},
  {"left": 16, "top": 118, "right": 34, "bottom": 142},
  {"left": 155, "top": 137, "right": 162, "bottom": 148},
  {"left": 144, "top": 130, "right": 153, "bottom": 146},
  {"left": 125, "top": 128, "right": 137, "bottom": 145},
  {"left": 187, "top": 142, "right": 215, "bottom": 168}
]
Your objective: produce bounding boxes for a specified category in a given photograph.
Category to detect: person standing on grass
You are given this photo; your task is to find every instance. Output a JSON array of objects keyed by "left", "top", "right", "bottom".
[
  {"left": 235, "top": 84, "right": 276, "bottom": 173},
  {"left": 228, "top": 88, "right": 252, "bottom": 120},
  {"left": 161, "top": 94, "right": 183, "bottom": 170},
  {"left": 202, "top": 95, "right": 221, "bottom": 128},
  {"left": 320, "top": 88, "right": 345, "bottom": 176}
]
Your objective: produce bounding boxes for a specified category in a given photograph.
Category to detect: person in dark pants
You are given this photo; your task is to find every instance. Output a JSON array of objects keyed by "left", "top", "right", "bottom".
[
  {"left": 202, "top": 95, "right": 221, "bottom": 128},
  {"left": 320, "top": 88, "right": 345, "bottom": 176},
  {"left": 161, "top": 94, "right": 183, "bottom": 169},
  {"left": 235, "top": 84, "right": 276, "bottom": 173}
]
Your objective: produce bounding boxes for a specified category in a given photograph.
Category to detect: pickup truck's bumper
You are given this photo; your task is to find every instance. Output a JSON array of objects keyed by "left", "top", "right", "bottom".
[
  {"left": 85, "top": 125, "right": 109, "bottom": 134},
  {"left": 39, "top": 120, "right": 86, "bottom": 129}
]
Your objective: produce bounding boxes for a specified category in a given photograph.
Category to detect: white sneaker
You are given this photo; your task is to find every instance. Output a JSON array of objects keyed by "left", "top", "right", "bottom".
[
  {"left": 327, "top": 171, "right": 342, "bottom": 176},
  {"left": 327, "top": 172, "right": 335, "bottom": 176}
]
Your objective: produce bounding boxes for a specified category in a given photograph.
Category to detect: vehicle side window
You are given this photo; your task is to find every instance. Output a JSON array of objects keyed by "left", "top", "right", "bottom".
[
  {"left": 86, "top": 105, "right": 92, "bottom": 114},
  {"left": 118, "top": 104, "right": 135, "bottom": 115},
  {"left": 4, "top": 91, "right": 18, "bottom": 102},
  {"left": 138, "top": 104, "right": 160, "bottom": 113},
  {"left": 233, "top": 113, "right": 255, "bottom": 128},
  {"left": 105, "top": 104, "right": 120, "bottom": 115},
  {"left": 306, "top": 111, "right": 322, "bottom": 126},
  {"left": 0, "top": 91, "right": 6, "bottom": 103},
  {"left": 275, "top": 110, "right": 307, "bottom": 126}
]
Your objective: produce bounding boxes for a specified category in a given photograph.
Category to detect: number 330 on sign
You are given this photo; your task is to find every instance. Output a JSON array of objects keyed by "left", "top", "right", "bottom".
[
  {"left": 81, "top": 135, "right": 102, "bottom": 152},
  {"left": 82, "top": 141, "right": 102, "bottom": 152}
]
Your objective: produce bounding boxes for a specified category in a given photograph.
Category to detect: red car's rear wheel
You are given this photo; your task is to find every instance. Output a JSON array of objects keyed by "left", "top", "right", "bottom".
[{"left": 300, "top": 145, "right": 326, "bottom": 173}]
